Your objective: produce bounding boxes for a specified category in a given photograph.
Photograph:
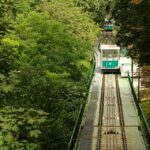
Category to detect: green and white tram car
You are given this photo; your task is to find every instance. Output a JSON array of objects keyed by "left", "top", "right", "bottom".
[
  {"left": 103, "top": 24, "right": 113, "bottom": 31},
  {"left": 103, "top": 18, "right": 114, "bottom": 31},
  {"left": 100, "top": 44, "right": 120, "bottom": 72}
]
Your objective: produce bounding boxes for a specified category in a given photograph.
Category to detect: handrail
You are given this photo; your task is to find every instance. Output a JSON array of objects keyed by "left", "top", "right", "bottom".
[
  {"left": 68, "top": 55, "right": 96, "bottom": 150},
  {"left": 128, "top": 73, "right": 150, "bottom": 148},
  {"left": 68, "top": 105, "right": 83, "bottom": 150}
]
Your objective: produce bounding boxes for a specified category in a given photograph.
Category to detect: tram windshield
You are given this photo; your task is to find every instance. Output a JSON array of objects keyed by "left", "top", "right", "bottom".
[{"left": 102, "top": 50, "right": 118, "bottom": 60}]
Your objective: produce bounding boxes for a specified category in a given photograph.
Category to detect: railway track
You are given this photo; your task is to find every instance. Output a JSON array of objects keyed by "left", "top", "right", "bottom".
[{"left": 96, "top": 74, "right": 127, "bottom": 150}]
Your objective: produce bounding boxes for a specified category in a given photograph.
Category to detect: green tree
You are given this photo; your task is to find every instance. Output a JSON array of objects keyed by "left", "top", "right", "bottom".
[
  {"left": 113, "top": 0, "right": 150, "bottom": 65},
  {"left": 0, "top": 38, "right": 19, "bottom": 74},
  {"left": 0, "top": 1, "right": 97, "bottom": 149},
  {"left": 0, "top": 106, "right": 69, "bottom": 150},
  {"left": 75, "top": 0, "right": 116, "bottom": 24},
  {"left": 38, "top": 0, "right": 98, "bottom": 42}
]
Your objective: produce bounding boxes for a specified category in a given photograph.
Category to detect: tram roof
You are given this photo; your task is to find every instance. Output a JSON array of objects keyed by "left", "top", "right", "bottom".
[{"left": 100, "top": 44, "right": 120, "bottom": 50}]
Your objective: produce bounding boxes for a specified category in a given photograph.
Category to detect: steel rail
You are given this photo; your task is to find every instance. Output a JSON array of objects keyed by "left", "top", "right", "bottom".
[
  {"left": 97, "top": 74, "right": 128, "bottom": 150},
  {"left": 107, "top": 75, "right": 110, "bottom": 150},
  {"left": 111, "top": 75, "right": 117, "bottom": 149},
  {"left": 97, "top": 75, "right": 105, "bottom": 150},
  {"left": 110, "top": 74, "right": 118, "bottom": 150},
  {"left": 106, "top": 75, "right": 109, "bottom": 150},
  {"left": 111, "top": 75, "right": 114, "bottom": 149},
  {"left": 115, "top": 75, "right": 128, "bottom": 150},
  {"left": 114, "top": 85, "right": 118, "bottom": 150},
  {"left": 108, "top": 76, "right": 112, "bottom": 150}
]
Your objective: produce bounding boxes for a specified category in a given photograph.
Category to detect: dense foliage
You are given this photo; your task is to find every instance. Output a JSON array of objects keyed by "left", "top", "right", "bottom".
[
  {"left": 113, "top": 0, "right": 150, "bottom": 132},
  {"left": 75, "top": 0, "right": 116, "bottom": 24},
  {"left": 1, "top": 0, "right": 150, "bottom": 149},
  {"left": 0, "top": 107, "right": 51, "bottom": 149},
  {"left": 113, "top": 0, "right": 150, "bottom": 65},
  {"left": 0, "top": 0, "right": 99, "bottom": 149}
]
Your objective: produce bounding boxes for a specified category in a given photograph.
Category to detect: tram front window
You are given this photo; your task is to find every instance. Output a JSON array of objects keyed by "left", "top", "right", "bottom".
[
  {"left": 111, "top": 50, "right": 118, "bottom": 60},
  {"left": 108, "top": 53, "right": 112, "bottom": 60},
  {"left": 102, "top": 50, "right": 118, "bottom": 60}
]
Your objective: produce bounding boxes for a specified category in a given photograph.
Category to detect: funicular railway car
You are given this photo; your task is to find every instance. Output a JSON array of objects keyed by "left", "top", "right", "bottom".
[
  {"left": 103, "top": 19, "right": 113, "bottom": 31},
  {"left": 100, "top": 44, "right": 120, "bottom": 72},
  {"left": 103, "top": 23, "right": 113, "bottom": 31}
]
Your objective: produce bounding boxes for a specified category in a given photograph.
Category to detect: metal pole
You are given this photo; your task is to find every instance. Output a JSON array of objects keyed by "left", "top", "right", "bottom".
[
  {"left": 138, "top": 67, "right": 141, "bottom": 103},
  {"left": 131, "top": 59, "right": 133, "bottom": 84}
]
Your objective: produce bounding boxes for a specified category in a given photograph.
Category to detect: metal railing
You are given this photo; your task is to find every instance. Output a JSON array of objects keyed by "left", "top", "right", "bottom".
[
  {"left": 128, "top": 73, "right": 150, "bottom": 149},
  {"left": 68, "top": 105, "right": 84, "bottom": 150},
  {"left": 68, "top": 55, "right": 96, "bottom": 150}
]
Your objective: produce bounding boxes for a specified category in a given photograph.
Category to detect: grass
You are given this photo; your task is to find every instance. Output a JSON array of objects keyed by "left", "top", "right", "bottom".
[{"left": 141, "top": 100, "right": 150, "bottom": 127}]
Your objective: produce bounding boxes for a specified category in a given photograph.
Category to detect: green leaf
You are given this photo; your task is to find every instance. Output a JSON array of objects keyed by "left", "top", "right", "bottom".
[
  {"left": 2, "top": 38, "right": 19, "bottom": 47},
  {"left": 0, "top": 74, "right": 5, "bottom": 80},
  {"left": 0, "top": 137, "right": 3, "bottom": 146},
  {"left": 29, "top": 130, "right": 41, "bottom": 138},
  {"left": 4, "top": 134, "right": 14, "bottom": 143},
  {"left": 1, "top": 84, "right": 13, "bottom": 93}
]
